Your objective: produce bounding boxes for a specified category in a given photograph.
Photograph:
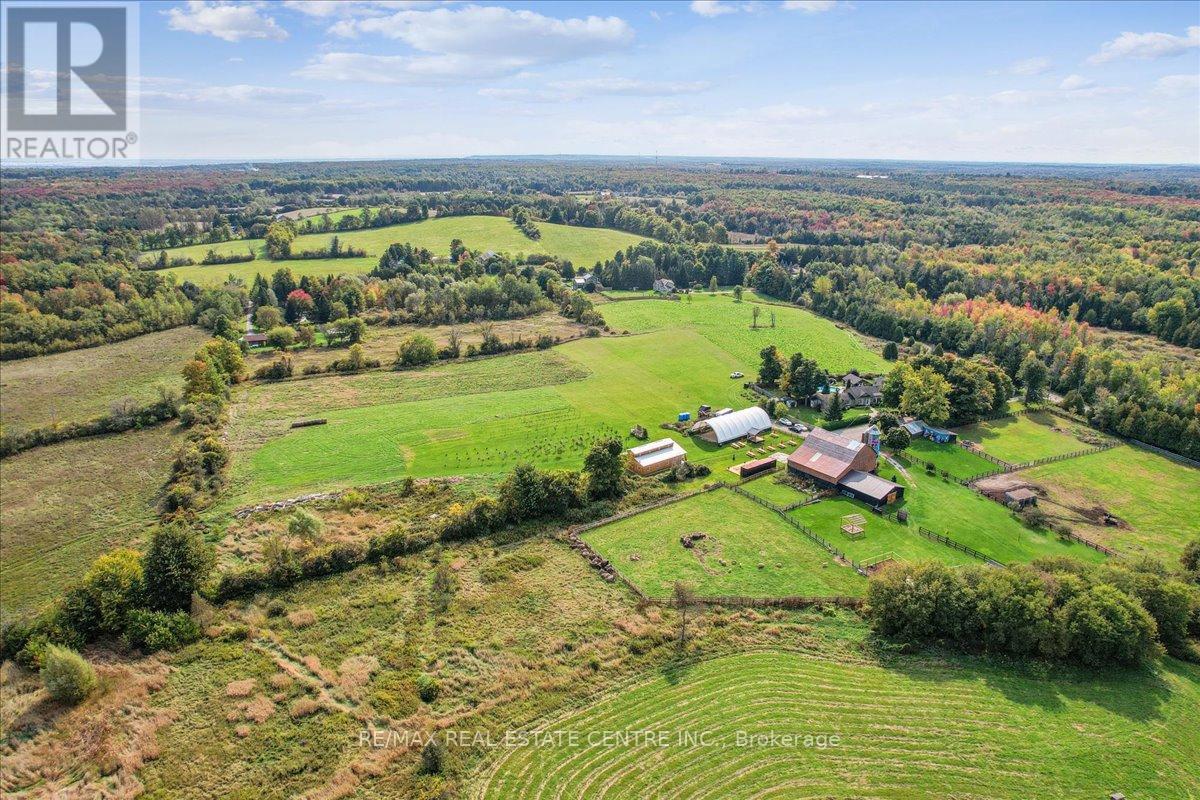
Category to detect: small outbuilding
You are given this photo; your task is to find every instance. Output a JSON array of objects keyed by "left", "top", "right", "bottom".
[
  {"left": 627, "top": 438, "right": 687, "bottom": 476},
  {"left": 243, "top": 332, "right": 268, "bottom": 347},
  {"left": 652, "top": 277, "right": 677, "bottom": 295},
  {"left": 734, "top": 456, "right": 778, "bottom": 479},
  {"left": 1004, "top": 488, "right": 1038, "bottom": 508}
]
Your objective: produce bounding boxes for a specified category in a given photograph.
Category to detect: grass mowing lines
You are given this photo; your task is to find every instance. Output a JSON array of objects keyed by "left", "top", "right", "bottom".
[
  {"left": 153, "top": 216, "right": 650, "bottom": 286},
  {"left": 600, "top": 293, "right": 887, "bottom": 374},
  {"left": 476, "top": 651, "right": 1200, "bottom": 800},
  {"left": 582, "top": 489, "right": 865, "bottom": 599},
  {"left": 1020, "top": 445, "right": 1200, "bottom": 560},
  {"left": 955, "top": 411, "right": 1093, "bottom": 465}
]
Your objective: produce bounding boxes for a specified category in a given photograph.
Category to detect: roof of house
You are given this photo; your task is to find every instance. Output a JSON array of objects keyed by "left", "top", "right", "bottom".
[
  {"left": 843, "top": 373, "right": 865, "bottom": 386},
  {"left": 839, "top": 470, "right": 903, "bottom": 502},
  {"left": 691, "top": 406, "right": 772, "bottom": 444},
  {"left": 787, "top": 427, "right": 876, "bottom": 483},
  {"left": 846, "top": 383, "right": 881, "bottom": 400},
  {"left": 1004, "top": 488, "right": 1037, "bottom": 502},
  {"left": 243, "top": 332, "right": 268, "bottom": 343},
  {"left": 629, "top": 438, "right": 687, "bottom": 470},
  {"left": 653, "top": 278, "right": 676, "bottom": 292}
]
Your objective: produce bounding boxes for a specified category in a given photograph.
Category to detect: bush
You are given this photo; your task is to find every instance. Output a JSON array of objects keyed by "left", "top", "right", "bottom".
[
  {"left": 42, "top": 645, "right": 98, "bottom": 704},
  {"left": 420, "top": 738, "right": 445, "bottom": 775},
  {"left": 143, "top": 524, "right": 214, "bottom": 611},
  {"left": 416, "top": 673, "right": 440, "bottom": 703},
  {"left": 1055, "top": 585, "right": 1161, "bottom": 667},
  {"left": 397, "top": 334, "right": 437, "bottom": 367},
  {"left": 254, "top": 357, "right": 293, "bottom": 380},
  {"left": 287, "top": 508, "right": 324, "bottom": 541},
  {"left": 123, "top": 610, "right": 201, "bottom": 653}
]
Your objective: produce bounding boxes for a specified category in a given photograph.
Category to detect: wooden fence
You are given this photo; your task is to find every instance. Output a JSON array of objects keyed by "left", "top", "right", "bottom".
[
  {"left": 915, "top": 526, "right": 1004, "bottom": 568},
  {"left": 728, "top": 484, "right": 869, "bottom": 576},
  {"left": 647, "top": 595, "right": 864, "bottom": 611}
]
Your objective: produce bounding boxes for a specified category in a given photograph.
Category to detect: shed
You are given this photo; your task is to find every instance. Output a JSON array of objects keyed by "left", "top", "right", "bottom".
[
  {"left": 735, "top": 456, "right": 778, "bottom": 478},
  {"left": 652, "top": 277, "right": 677, "bottom": 295},
  {"left": 627, "top": 438, "right": 687, "bottom": 476},
  {"left": 1004, "top": 488, "right": 1037, "bottom": 508},
  {"left": 839, "top": 470, "right": 905, "bottom": 505},
  {"left": 243, "top": 332, "right": 268, "bottom": 346}
]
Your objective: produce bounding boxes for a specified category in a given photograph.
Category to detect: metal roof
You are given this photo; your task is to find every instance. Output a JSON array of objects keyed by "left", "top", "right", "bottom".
[
  {"left": 701, "top": 406, "right": 772, "bottom": 444},
  {"left": 629, "top": 438, "right": 686, "bottom": 469},
  {"left": 840, "top": 470, "right": 902, "bottom": 502}
]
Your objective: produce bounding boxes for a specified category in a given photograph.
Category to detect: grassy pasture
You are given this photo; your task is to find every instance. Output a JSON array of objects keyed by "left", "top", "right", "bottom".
[
  {"left": 0, "top": 426, "right": 179, "bottom": 621},
  {"left": 955, "top": 411, "right": 1096, "bottom": 464},
  {"left": 789, "top": 496, "right": 975, "bottom": 567},
  {"left": 225, "top": 327, "right": 827, "bottom": 505},
  {"left": 738, "top": 475, "right": 808, "bottom": 506},
  {"left": 601, "top": 293, "right": 887, "bottom": 373},
  {"left": 477, "top": 650, "right": 1200, "bottom": 800},
  {"left": 899, "top": 436, "right": 997, "bottom": 480},
  {"left": 582, "top": 489, "right": 865, "bottom": 598},
  {"left": 0, "top": 325, "right": 208, "bottom": 434},
  {"left": 896, "top": 473, "right": 1107, "bottom": 565},
  {"left": 1021, "top": 445, "right": 1200, "bottom": 560},
  {"left": 150, "top": 216, "right": 649, "bottom": 286}
]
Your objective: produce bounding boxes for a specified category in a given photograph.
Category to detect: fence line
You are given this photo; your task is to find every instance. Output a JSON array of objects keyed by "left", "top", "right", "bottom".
[
  {"left": 645, "top": 595, "right": 864, "bottom": 610},
  {"left": 915, "top": 526, "right": 1004, "bottom": 568},
  {"left": 728, "top": 484, "right": 869, "bottom": 576},
  {"left": 1009, "top": 441, "right": 1119, "bottom": 471}
]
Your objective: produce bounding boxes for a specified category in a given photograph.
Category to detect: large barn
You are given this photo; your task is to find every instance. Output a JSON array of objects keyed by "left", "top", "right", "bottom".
[
  {"left": 787, "top": 428, "right": 904, "bottom": 506},
  {"left": 627, "top": 438, "right": 687, "bottom": 476},
  {"left": 688, "top": 406, "right": 772, "bottom": 444}
]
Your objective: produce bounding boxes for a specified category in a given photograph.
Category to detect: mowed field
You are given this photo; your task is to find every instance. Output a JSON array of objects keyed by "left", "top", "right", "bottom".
[
  {"left": 582, "top": 489, "right": 865, "bottom": 598},
  {"left": 0, "top": 325, "right": 208, "bottom": 434},
  {"left": 224, "top": 304, "right": 878, "bottom": 505},
  {"left": 476, "top": 650, "right": 1200, "bottom": 800},
  {"left": 1022, "top": 445, "right": 1200, "bottom": 560},
  {"left": 0, "top": 425, "right": 179, "bottom": 621},
  {"left": 955, "top": 411, "right": 1097, "bottom": 465},
  {"left": 601, "top": 294, "right": 887, "bottom": 373},
  {"left": 150, "top": 216, "right": 649, "bottom": 285},
  {"left": 900, "top": 437, "right": 997, "bottom": 480}
]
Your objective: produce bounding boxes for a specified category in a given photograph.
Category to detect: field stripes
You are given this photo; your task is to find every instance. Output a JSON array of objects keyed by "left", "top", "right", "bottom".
[{"left": 474, "top": 651, "right": 1200, "bottom": 800}]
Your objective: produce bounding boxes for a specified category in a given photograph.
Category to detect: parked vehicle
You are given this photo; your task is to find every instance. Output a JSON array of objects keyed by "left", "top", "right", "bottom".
[{"left": 730, "top": 371, "right": 744, "bottom": 379}]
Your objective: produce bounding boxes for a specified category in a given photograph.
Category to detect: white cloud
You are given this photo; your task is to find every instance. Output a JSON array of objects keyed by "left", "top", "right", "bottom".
[
  {"left": 302, "top": 6, "right": 633, "bottom": 84},
  {"left": 282, "top": 1, "right": 443, "bottom": 18},
  {"left": 690, "top": 1, "right": 738, "bottom": 16},
  {"left": 165, "top": 1, "right": 288, "bottom": 42},
  {"left": 757, "top": 102, "right": 829, "bottom": 121},
  {"left": 1058, "top": 74, "right": 1095, "bottom": 91},
  {"left": 142, "top": 84, "right": 322, "bottom": 107},
  {"left": 781, "top": 1, "right": 837, "bottom": 12},
  {"left": 548, "top": 78, "right": 710, "bottom": 97},
  {"left": 1154, "top": 73, "right": 1200, "bottom": 97},
  {"left": 1006, "top": 56, "right": 1052, "bottom": 76},
  {"left": 1087, "top": 25, "right": 1199, "bottom": 64}
]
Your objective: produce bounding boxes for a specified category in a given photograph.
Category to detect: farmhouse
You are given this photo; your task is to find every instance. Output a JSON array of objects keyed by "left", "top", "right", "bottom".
[
  {"left": 573, "top": 272, "right": 602, "bottom": 291},
  {"left": 627, "top": 438, "right": 687, "bottom": 476},
  {"left": 242, "top": 332, "right": 268, "bottom": 347},
  {"left": 653, "top": 278, "right": 677, "bottom": 295},
  {"left": 787, "top": 428, "right": 904, "bottom": 505},
  {"left": 688, "top": 406, "right": 772, "bottom": 444},
  {"left": 808, "top": 375, "right": 883, "bottom": 412}
]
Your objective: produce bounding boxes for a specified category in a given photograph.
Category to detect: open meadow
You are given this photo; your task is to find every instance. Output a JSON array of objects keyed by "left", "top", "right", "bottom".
[
  {"left": 955, "top": 411, "right": 1101, "bottom": 465},
  {"left": 149, "top": 216, "right": 649, "bottom": 286},
  {"left": 1021, "top": 445, "right": 1200, "bottom": 560},
  {"left": 476, "top": 649, "right": 1200, "bottom": 800},
  {"left": 582, "top": 489, "right": 866, "bottom": 598},
  {"left": 899, "top": 436, "right": 997, "bottom": 480},
  {"left": 224, "top": 310, "right": 877, "bottom": 506},
  {"left": 0, "top": 426, "right": 180, "bottom": 621},
  {"left": 0, "top": 326, "right": 208, "bottom": 434},
  {"left": 600, "top": 293, "right": 887, "bottom": 374}
]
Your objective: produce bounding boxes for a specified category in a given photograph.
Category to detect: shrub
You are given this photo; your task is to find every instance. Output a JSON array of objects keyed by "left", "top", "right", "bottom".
[
  {"left": 143, "top": 524, "right": 214, "bottom": 612},
  {"left": 123, "top": 610, "right": 201, "bottom": 653},
  {"left": 1054, "top": 585, "right": 1161, "bottom": 667},
  {"left": 416, "top": 673, "right": 440, "bottom": 703},
  {"left": 254, "top": 357, "right": 294, "bottom": 380},
  {"left": 287, "top": 508, "right": 324, "bottom": 541},
  {"left": 397, "top": 334, "right": 437, "bottom": 367},
  {"left": 42, "top": 645, "right": 98, "bottom": 704},
  {"left": 420, "top": 738, "right": 445, "bottom": 775}
]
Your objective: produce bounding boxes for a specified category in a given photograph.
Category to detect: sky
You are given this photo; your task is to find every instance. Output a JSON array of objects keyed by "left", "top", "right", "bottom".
[{"left": 7, "top": 0, "right": 1200, "bottom": 164}]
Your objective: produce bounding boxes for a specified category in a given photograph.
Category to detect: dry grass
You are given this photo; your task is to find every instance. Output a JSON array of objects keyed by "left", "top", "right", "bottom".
[
  {"left": 224, "top": 678, "right": 256, "bottom": 698},
  {"left": 288, "top": 697, "right": 323, "bottom": 719},
  {"left": 287, "top": 609, "right": 317, "bottom": 629}
]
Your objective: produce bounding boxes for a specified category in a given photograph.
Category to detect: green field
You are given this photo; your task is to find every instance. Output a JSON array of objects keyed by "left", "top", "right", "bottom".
[
  {"left": 224, "top": 311, "right": 875, "bottom": 504},
  {"left": 0, "top": 426, "right": 179, "bottom": 621},
  {"left": 789, "top": 496, "right": 975, "bottom": 566},
  {"left": 738, "top": 474, "right": 808, "bottom": 506},
  {"left": 1021, "top": 445, "right": 1200, "bottom": 560},
  {"left": 601, "top": 294, "right": 886, "bottom": 373},
  {"left": 899, "top": 436, "right": 997, "bottom": 480},
  {"left": 955, "top": 411, "right": 1095, "bottom": 465},
  {"left": 150, "top": 216, "right": 649, "bottom": 286},
  {"left": 0, "top": 326, "right": 208, "bottom": 434},
  {"left": 476, "top": 650, "right": 1200, "bottom": 800},
  {"left": 582, "top": 489, "right": 865, "bottom": 598},
  {"left": 897, "top": 473, "right": 1107, "bottom": 565}
]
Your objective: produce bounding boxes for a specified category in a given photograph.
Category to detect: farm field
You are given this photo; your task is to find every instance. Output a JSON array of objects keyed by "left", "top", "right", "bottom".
[
  {"left": 1021, "top": 445, "right": 1200, "bottom": 560},
  {"left": 582, "top": 489, "right": 865, "bottom": 598},
  {"left": 150, "top": 216, "right": 649, "bottom": 285},
  {"left": 789, "top": 496, "right": 975, "bottom": 567},
  {"left": 0, "top": 425, "right": 180, "bottom": 621},
  {"left": 955, "top": 411, "right": 1098, "bottom": 465},
  {"left": 225, "top": 322, "right": 868, "bottom": 505},
  {"left": 738, "top": 474, "right": 807, "bottom": 506},
  {"left": 244, "top": 313, "right": 586, "bottom": 373},
  {"left": 0, "top": 325, "right": 208, "bottom": 434},
  {"left": 897, "top": 473, "right": 1108, "bottom": 565},
  {"left": 898, "top": 436, "right": 998, "bottom": 480},
  {"left": 601, "top": 293, "right": 887, "bottom": 373},
  {"left": 476, "top": 650, "right": 1200, "bottom": 800}
]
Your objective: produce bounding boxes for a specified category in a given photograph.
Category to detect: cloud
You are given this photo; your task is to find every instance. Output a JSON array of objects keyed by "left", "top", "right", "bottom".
[
  {"left": 757, "top": 102, "right": 829, "bottom": 121},
  {"left": 281, "top": 1, "right": 443, "bottom": 18},
  {"left": 690, "top": 1, "right": 739, "bottom": 16},
  {"left": 165, "top": 1, "right": 288, "bottom": 42},
  {"left": 1087, "top": 25, "right": 1199, "bottom": 64},
  {"left": 781, "top": 1, "right": 837, "bottom": 12},
  {"left": 142, "top": 84, "right": 322, "bottom": 107},
  {"left": 1154, "top": 73, "right": 1200, "bottom": 97},
  {"left": 1006, "top": 56, "right": 1052, "bottom": 76},
  {"left": 300, "top": 6, "right": 633, "bottom": 84},
  {"left": 1058, "top": 74, "right": 1095, "bottom": 91},
  {"left": 548, "top": 78, "right": 710, "bottom": 97}
]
